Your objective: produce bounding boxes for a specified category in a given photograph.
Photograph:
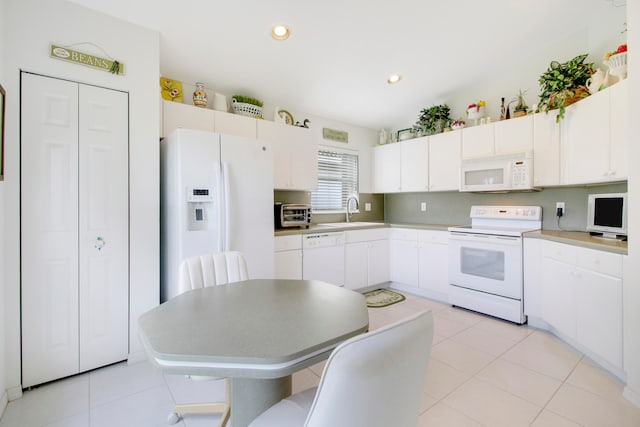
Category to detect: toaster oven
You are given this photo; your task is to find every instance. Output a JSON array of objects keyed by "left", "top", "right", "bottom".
[{"left": 275, "top": 203, "right": 312, "bottom": 228}]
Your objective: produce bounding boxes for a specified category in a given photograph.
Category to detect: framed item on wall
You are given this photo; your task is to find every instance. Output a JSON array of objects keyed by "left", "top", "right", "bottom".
[
  {"left": 0, "top": 83, "right": 5, "bottom": 181},
  {"left": 397, "top": 128, "right": 413, "bottom": 141}
]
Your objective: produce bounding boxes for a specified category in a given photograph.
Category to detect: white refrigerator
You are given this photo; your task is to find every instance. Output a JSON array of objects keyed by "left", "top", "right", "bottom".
[{"left": 160, "top": 128, "right": 274, "bottom": 302}]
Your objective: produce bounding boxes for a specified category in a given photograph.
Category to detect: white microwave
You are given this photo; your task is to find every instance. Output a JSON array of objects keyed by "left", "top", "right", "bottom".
[{"left": 460, "top": 152, "right": 536, "bottom": 192}]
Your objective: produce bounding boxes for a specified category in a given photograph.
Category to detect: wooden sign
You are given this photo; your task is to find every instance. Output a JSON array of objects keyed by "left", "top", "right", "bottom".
[
  {"left": 50, "top": 44, "right": 125, "bottom": 75},
  {"left": 323, "top": 127, "right": 349, "bottom": 143}
]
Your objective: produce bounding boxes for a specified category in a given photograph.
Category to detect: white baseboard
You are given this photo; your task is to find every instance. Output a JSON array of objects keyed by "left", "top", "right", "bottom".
[
  {"left": 6, "top": 386, "right": 22, "bottom": 401},
  {"left": 624, "top": 386, "right": 640, "bottom": 409},
  {"left": 389, "top": 282, "right": 450, "bottom": 304},
  {"left": 127, "top": 350, "right": 148, "bottom": 365},
  {"left": 0, "top": 390, "right": 7, "bottom": 420}
]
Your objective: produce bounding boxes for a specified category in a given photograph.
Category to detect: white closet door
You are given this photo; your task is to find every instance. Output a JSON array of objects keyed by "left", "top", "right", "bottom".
[
  {"left": 21, "top": 74, "right": 80, "bottom": 387},
  {"left": 78, "top": 84, "right": 129, "bottom": 370}
]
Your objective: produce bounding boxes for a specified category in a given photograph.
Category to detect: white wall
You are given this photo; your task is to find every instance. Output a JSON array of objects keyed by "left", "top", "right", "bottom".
[
  {"left": 0, "top": 0, "right": 7, "bottom": 415},
  {"left": 401, "top": 3, "right": 626, "bottom": 128},
  {"left": 623, "top": 0, "right": 640, "bottom": 408},
  {"left": 2, "top": 0, "right": 159, "bottom": 399}
]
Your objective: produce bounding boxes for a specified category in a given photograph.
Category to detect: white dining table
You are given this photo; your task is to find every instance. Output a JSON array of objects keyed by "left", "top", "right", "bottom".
[{"left": 138, "top": 279, "right": 369, "bottom": 427}]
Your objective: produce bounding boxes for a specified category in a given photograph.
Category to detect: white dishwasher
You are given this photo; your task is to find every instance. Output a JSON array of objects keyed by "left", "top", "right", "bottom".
[{"left": 302, "top": 232, "right": 345, "bottom": 287}]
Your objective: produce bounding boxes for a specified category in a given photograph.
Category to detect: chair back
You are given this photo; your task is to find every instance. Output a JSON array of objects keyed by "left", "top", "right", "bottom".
[
  {"left": 179, "top": 251, "right": 249, "bottom": 294},
  {"left": 305, "top": 310, "right": 434, "bottom": 427}
]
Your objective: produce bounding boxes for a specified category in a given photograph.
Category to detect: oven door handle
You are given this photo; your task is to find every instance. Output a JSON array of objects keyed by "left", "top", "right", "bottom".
[{"left": 449, "top": 232, "right": 521, "bottom": 244}]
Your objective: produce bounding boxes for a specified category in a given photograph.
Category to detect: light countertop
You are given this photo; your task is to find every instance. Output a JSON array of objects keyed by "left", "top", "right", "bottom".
[
  {"left": 276, "top": 222, "right": 628, "bottom": 255},
  {"left": 524, "top": 229, "right": 627, "bottom": 255}
]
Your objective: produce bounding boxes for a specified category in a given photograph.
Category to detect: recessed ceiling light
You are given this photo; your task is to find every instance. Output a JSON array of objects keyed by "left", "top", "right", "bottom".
[
  {"left": 271, "top": 25, "right": 290, "bottom": 41},
  {"left": 387, "top": 74, "right": 402, "bottom": 84}
]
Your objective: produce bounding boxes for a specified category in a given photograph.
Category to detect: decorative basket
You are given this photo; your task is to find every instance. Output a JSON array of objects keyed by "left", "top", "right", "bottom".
[
  {"left": 549, "top": 86, "right": 590, "bottom": 109},
  {"left": 232, "top": 99, "right": 263, "bottom": 118},
  {"left": 606, "top": 52, "right": 627, "bottom": 79}
]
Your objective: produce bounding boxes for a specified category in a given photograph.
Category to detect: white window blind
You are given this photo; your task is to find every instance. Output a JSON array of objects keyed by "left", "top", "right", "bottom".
[{"left": 311, "top": 149, "right": 359, "bottom": 211}]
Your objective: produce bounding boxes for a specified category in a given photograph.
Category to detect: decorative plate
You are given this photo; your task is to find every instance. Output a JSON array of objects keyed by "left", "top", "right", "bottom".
[{"left": 277, "top": 109, "right": 294, "bottom": 125}]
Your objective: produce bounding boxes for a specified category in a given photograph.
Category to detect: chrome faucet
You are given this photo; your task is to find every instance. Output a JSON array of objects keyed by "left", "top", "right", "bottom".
[{"left": 346, "top": 196, "right": 359, "bottom": 223}]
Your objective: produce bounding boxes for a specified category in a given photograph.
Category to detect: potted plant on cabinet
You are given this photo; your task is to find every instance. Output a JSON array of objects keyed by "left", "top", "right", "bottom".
[
  {"left": 412, "top": 104, "right": 451, "bottom": 136},
  {"left": 511, "top": 89, "right": 529, "bottom": 118},
  {"left": 231, "top": 95, "right": 264, "bottom": 118},
  {"left": 537, "top": 53, "right": 594, "bottom": 122}
]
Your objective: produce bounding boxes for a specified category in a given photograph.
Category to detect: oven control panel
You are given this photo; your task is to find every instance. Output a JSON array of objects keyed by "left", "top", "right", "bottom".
[{"left": 470, "top": 206, "right": 541, "bottom": 220}]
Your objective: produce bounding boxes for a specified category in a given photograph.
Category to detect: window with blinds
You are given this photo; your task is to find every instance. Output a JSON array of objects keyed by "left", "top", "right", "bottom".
[{"left": 311, "top": 149, "right": 359, "bottom": 211}]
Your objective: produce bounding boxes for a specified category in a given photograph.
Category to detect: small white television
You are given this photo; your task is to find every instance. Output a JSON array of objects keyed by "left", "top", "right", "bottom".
[{"left": 586, "top": 193, "right": 627, "bottom": 239}]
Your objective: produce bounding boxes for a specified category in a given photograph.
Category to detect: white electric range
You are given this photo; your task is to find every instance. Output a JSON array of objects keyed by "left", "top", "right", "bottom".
[{"left": 448, "top": 206, "right": 542, "bottom": 324}]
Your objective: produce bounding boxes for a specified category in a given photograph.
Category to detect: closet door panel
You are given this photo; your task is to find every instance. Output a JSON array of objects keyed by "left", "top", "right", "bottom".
[
  {"left": 21, "top": 73, "right": 80, "bottom": 387},
  {"left": 78, "top": 85, "right": 129, "bottom": 370}
]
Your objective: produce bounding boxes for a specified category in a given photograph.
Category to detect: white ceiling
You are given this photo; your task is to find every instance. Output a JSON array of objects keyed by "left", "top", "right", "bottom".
[{"left": 67, "top": 0, "right": 625, "bottom": 130}]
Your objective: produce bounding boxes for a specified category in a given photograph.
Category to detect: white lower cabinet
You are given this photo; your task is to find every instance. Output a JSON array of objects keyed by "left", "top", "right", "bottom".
[
  {"left": 417, "top": 230, "right": 450, "bottom": 301},
  {"left": 539, "top": 240, "right": 623, "bottom": 369},
  {"left": 274, "top": 235, "right": 303, "bottom": 279},
  {"left": 344, "top": 229, "right": 389, "bottom": 290},
  {"left": 390, "top": 228, "right": 450, "bottom": 302},
  {"left": 390, "top": 228, "right": 419, "bottom": 286}
]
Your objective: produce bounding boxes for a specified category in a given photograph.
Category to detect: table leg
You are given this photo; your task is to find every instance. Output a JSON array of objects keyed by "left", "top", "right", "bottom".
[{"left": 229, "top": 376, "right": 292, "bottom": 427}]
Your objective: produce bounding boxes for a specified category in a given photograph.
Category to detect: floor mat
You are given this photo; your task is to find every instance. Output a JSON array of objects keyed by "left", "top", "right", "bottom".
[{"left": 364, "top": 288, "right": 406, "bottom": 308}]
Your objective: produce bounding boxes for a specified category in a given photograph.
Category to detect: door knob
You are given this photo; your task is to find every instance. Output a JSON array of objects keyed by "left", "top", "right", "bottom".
[{"left": 94, "top": 236, "right": 106, "bottom": 251}]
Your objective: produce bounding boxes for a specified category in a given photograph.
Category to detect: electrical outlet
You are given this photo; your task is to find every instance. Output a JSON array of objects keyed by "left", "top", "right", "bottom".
[
  {"left": 556, "top": 202, "right": 565, "bottom": 217},
  {"left": 420, "top": 202, "right": 427, "bottom": 212},
  {"left": 364, "top": 202, "right": 371, "bottom": 212}
]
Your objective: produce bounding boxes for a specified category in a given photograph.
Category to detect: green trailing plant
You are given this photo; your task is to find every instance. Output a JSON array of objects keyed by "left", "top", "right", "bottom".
[
  {"left": 413, "top": 104, "right": 451, "bottom": 136},
  {"left": 232, "top": 95, "right": 264, "bottom": 107},
  {"left": 537, "top": 54, "right": 594, "bottom": 122}
]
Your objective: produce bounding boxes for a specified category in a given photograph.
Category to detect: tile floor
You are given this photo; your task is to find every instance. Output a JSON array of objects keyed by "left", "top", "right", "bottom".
[{"left": 2, "top": 292, "right": 640, "bottom": 427}]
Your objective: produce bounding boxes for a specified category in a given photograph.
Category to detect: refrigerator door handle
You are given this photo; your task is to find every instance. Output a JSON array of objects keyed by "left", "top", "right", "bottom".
[
  {"left": 215, "top": 162, "right": 224, "bottom": 252},
  {"left": 222, "top": 162, "right": 231, "bottom": 252}
]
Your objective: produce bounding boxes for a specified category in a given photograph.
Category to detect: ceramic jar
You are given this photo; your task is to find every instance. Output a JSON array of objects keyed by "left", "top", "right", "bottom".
[{"left": 193, "top": 82, "right": 208, "bottom": 107}]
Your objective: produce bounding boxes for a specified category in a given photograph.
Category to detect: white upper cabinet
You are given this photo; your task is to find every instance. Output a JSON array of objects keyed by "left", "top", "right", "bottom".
[
  {"left": 609, "top": 79, "right": 629, "bottom": 180},
  {"left": 462, "top": 124, "right": 494, "bottom": 159},
  {"left": 562, "top": 88, "right": 611, "bottom": 184},
  {"left": 562, "top": 80, "right": 628, "bottom": 185},
  {"left": 373, "top": 131, "right": 462, "bottom": 193},
  {"left": 372, "top": 143, "right": 401, "bottom": 193},
  {"left": 213, "top": 110, "right": 257, "bottom": 138},
  {"left": 257, "top": 120, "right": 317, "bottom": 190},
  {"left": 533, "top": 111, "right": 561, "bottom": 186},
  {"left": 162, "top": 100, "right": 214, "bottom": 137},
  {"left": 400, "top": 137, "right": 429, "bottom": 192},
  {"left": 493, "top": 114, "right": 533, "bottom": 155},
  {"left": 429, "top": 131, "right": 461, "bottom": 191},
  {"left": 461, "top": 115, "right": 533, "bottom": 159},
  {"left": 161, "top": 100, "right": 257, "bottom": 139}
]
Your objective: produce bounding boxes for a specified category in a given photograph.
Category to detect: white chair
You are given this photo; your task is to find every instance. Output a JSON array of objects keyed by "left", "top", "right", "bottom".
[
  {"left": 248, "top": 310, "right": 434, "bottom": 427},
  {"left": 168, "top": 251, "right": 249, "bottom": 426}
]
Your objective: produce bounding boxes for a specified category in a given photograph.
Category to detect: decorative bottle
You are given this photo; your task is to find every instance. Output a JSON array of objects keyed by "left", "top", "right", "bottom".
[
  {"left": 499, "top": 97, "right": 506, "bottom": 121},
  {"left": 193, "top": 82, "right": 208, "bottom": 108}
]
